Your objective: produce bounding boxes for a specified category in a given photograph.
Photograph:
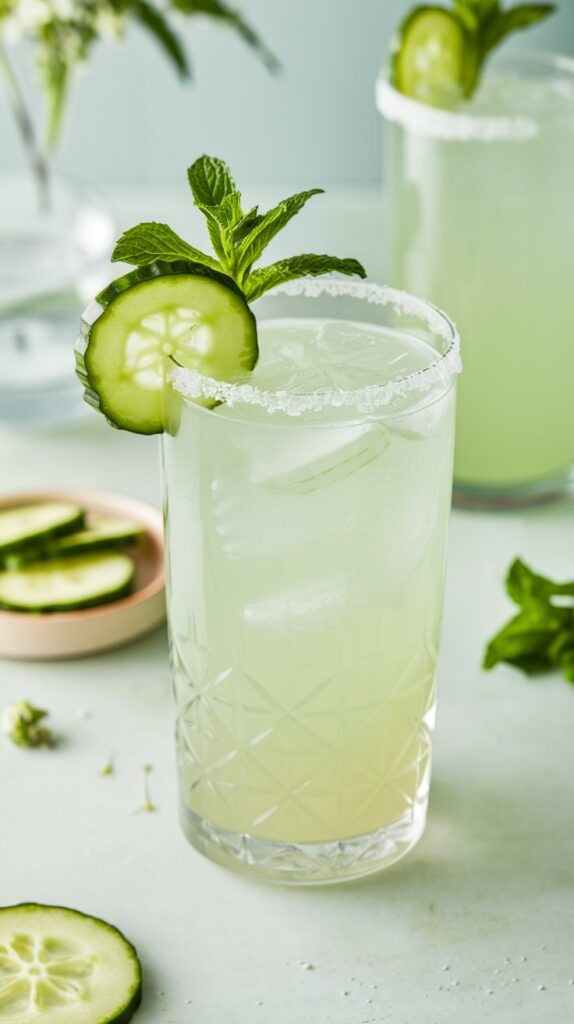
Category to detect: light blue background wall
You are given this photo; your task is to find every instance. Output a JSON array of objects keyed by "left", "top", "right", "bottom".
[{"left": 1, "top": 1, "right": 573, "bottom": 187}]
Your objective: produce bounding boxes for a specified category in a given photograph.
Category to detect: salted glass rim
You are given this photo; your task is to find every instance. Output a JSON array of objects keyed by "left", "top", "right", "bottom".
[
  {"left": 166, "top": 277, "right": 461, "bottom": 417},
  {"left": 376, "top": 49, "right": 574, "bottom": 143}
]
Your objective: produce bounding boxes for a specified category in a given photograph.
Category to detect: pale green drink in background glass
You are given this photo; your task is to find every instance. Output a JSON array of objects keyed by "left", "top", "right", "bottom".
[
  {"left": 379, "top": 52, "right": 574, "bottom": 508},
  {"left": 162, "top": 278, "right": 460, "bottom": 884}
]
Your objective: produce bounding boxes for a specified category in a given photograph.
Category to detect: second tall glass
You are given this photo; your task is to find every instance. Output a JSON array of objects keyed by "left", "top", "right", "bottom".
[{"left": 379, "top": 51, "right": 574, "bottom": 508}]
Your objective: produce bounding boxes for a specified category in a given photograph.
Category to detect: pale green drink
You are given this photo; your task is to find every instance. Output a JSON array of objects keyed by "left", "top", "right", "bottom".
[
  {"left": 162, "top": 279, "right": 459, "bottom": 884},
  {"left": 380, "top": 52, "right": 574, "bottom": 505}
]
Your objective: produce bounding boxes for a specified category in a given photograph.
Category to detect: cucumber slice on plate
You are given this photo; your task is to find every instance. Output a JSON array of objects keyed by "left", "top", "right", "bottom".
[
  {"left": 0, "top": 903, "right": 142, "bottom": 1024},
  {"left": 0, "top": 553, "right": 135, "bottom": 612},
  {"left": 0, "top": 503, "right": 85, "bottom": 557},
  {"left": 7, "top": 517, "right": 144, "bottom": 567},
  {"left": 392, "top": 6, "right": 478, "bottom": 107},
  {"left": 76, "top": 261, "right": 258, "bottom": 435},
  {"left": 50, "top": 516, "right": 143, "bottom": 556}
]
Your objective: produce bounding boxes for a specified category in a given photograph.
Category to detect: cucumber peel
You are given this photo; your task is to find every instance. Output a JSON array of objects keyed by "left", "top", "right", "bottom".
[
  {"left": 0, "top": 552, "right": 135, "bottom": 612},
  {"left": 76, "top": 261, "right": 258, "bottom": 435},
  {"left": 0, "top": 903, "right": 142, "bottom": 1024}
]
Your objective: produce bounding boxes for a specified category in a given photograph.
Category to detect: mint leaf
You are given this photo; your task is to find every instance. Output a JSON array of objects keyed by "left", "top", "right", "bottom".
[
  {"left": 236, "top": 189, "right": 324, "bottom": 279},
  {"left": 245, "top": 254, "right": 367, "bottom": 302},
  {"left": 455, "top": 0, "right": 499, "bottom": 15},
  {"left": 132, "top": 0, "right": 190, "bottom": 78},
  {"left": 483, "top": 606, "right": 568, "bottom": 672},
  {"left": 452, "top": 0, "right": 496, "bottom": 31},
  {"left": 108, "top": 157, "right": 366, "bottom": 303},
  {"left": 480, "top": 3, "right": 556, "bottom": 54},
  {"left": 112, "top": 222, "right": 221, "bottom": 272},
  {"left": 231, "top": 207, "right": 264, "bottom": 245},
  {"left": 549, "top": 631, "right": 574, "bottom": 664},
  {"left": 187, "top": 155, "right": 236, "bottom": 208},
  {"left": 484, "top": 558, "right": 574, "bottom": 685},
  {"left": 506, "top": 558, "right": 574, "bottom": 606},
  {"left": 196, "top": 191, "right": 243, "bottom": 264}
]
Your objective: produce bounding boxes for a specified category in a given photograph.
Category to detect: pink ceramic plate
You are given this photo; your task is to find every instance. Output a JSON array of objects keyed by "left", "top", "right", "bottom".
[{"left": 0, "top": 490, "right": 165, "bottom": 660}]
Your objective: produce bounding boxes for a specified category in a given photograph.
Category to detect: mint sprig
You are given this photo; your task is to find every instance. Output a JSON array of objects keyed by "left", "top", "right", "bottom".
[
  {"left": 484, "top": 559, "right": 574, "bottom": 684},
  {"left": 112, "top": 155, "right": 367, "bottom": 302},
  {"left": 477, "top": 3, "right": 555, "bottom": 56}
]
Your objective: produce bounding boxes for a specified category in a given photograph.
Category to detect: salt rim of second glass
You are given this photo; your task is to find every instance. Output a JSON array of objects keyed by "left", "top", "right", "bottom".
[
  {"left": 376, "top": 73, "right": 538, "bottom": 142},
  {"left": 167, "top": 277, "right": 461, "bottom": 417},
  {"left": 377, "top": 51, "right": 574, "bottom": 143}
]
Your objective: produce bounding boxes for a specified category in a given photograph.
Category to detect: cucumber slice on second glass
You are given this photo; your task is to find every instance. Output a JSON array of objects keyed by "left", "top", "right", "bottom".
[
  {"left": 392, "top": 6, "right": 477, "bottom": 106},
  {"left": 0, "top": 502, "right": 85, "bottom": 557},
  {"left": 76, "top": 261, "right": 258, "bottom": 435},
  {"left": 0, "top": 552, "right": 135, "bottom": 612},
  {"left": 0, "top": 903, "right": 142, "bottom": 1024}
]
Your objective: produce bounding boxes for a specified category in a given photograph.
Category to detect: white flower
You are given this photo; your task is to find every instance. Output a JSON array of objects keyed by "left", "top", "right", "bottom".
[
  {"left": 11, "top": 0, "right": 53, "bottom": 31},
  {"left": 95, "top": 7, "right": 124, "bottom": 43},
  {"left": 51, "top": 0, "right": 74, "bottom": 19},
  {"left": 0, "top": 15, "right": 23, "bottom": 43}
]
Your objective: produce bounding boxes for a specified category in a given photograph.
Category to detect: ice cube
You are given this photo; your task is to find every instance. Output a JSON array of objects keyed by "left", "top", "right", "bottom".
[
  {"left": 240, "top": 579, "right": 348, "bottom": 632},
  {"left": 245, "top": 422, "right": 390, "bottom": 494},
  {"left": 385, "top": 392, "right": 450, "bottom": 440}
]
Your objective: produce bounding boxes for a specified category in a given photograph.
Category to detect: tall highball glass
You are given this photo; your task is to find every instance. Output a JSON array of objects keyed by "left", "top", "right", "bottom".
[
  {"left": 162, "top": 278, "right": 460, "bottom": 884},
  {"left": 379, "top": 52, "right": 574, "bottom": 508}
]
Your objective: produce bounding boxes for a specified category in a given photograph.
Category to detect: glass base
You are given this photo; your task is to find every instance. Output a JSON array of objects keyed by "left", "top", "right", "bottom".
[
  {"left": 453, "top": 471, "right": 574, "bottom": 511},
  {"left": 179, "top": 802, "right": 427, "bottom": 885}
]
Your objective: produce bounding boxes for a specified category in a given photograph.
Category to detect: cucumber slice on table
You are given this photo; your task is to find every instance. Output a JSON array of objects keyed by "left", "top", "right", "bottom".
[
  {"left": 76, "top": 261, "right": 258, "bottom": 435},
  {"left": 392, "top": 6, "right": 477, "bottom": 106},
  {"left": 0, "top": 503, "right": 85, "bottom": 557},
  {"left": 0, "top": 553, "right": 135, "bottom": 612},
  {"left": 7, "top": 517, "right": 144, "bottom": 567},
  {"left": 0, "top": 903, "right": 142, "bottom": 1024}
]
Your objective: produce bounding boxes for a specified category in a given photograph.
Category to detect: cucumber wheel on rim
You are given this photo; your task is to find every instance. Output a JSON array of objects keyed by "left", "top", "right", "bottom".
[
  {"left": 391, "top": 6, "right": 478, "bottom": 106},
  {"left": 76, "top": 261, "right": 258, "bottom": 435}
]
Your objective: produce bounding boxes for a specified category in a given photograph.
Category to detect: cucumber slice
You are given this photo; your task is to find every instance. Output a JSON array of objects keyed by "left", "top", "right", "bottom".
[
  {"left": 51, "top": 516, "right": 144, "bottom": 556},
  {"left": 76, "top": 261, "right": 258, "bottom": 435},
  {"left": 0, "top": 503, "right": 85, "bottom": 557},
  {"left": 0, "top": 903, "right": 141, "bottom": 1024},
  {"left": 391, "top": 6, "right": 477, "bottom": 107},
  {"left": 6, "top": 517, "right": 144, "bottom": 567},
  {"left": 0, "top": 553, "right": 135, "bottom": 612}
]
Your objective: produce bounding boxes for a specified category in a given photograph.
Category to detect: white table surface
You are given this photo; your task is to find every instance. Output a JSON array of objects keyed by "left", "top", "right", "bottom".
[{"left": 1, "top": 191, "right": 574, "bottom": 1024}]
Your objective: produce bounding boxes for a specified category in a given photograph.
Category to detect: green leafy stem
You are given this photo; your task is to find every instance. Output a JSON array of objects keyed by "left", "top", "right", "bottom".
[
  {"left": 453, "top": 1, "right": 556, "bottom": 97},
  {"left": 112, "top": 154, "right": 367, "bottom": 303},
  {"left": 484, "top": 558, "right": 574, "bottom": 684}
]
